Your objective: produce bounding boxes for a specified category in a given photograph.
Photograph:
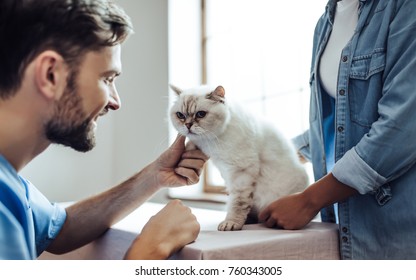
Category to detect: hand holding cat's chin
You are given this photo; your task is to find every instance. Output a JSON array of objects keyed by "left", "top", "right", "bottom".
[
  {"left": 173, "top": 143, "right": 208, "bottom": 186},
  {"left": 173, "top": 167, "right": 200, "bottom": 186},
  {"left": 145, "top": 141, "right": 208, "bottom": 188}
]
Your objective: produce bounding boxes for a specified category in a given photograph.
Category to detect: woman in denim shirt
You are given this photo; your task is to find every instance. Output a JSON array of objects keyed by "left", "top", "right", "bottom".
[{"left": 259, "top": 0, "right": 416, "bottom": 259}]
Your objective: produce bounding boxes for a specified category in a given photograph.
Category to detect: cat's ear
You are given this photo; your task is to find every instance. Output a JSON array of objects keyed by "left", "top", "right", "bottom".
[
  {"left": 207, "top": 85, "right": 226, "bottom": 103},
  {"left": 169, "top": 84, "right": 183, "bottom": 95},
  {"left": 214, "top": 86, "right": 225, "bottom": 98}
]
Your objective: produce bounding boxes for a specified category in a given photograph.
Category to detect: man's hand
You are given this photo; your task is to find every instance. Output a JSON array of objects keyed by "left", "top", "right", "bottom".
[
  {"left": 124, "top": 200, "right": 200, "bottom": 259},
  {"left": 153, "top": 134, "right": 209, "bottom": 187},
  {"left": 47, "top": 135, "right": 207, "bottom": 255}
]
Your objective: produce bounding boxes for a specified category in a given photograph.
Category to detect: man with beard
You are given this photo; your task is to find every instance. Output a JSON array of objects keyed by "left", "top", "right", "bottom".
[{"left": 0, "top": 0, "right": 208, "bottom": 259}]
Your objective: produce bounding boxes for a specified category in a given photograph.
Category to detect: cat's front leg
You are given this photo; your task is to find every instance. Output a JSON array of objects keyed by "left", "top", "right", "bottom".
[{"left": 218, "top": 183, "right": 254, "bottom": 231}]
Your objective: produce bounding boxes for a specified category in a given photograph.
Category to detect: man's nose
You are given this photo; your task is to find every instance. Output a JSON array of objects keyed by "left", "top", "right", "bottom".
[{"left": 106, "top": 87, "right": 121, "bottom": 111}]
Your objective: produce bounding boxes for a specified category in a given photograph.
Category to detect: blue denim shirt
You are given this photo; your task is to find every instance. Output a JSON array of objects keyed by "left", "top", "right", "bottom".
[{"left": 293, "top": 0, "right": 416, "bottom": 259}]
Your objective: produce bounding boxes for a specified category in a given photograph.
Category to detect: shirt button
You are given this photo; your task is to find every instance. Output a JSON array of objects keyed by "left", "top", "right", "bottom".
[
  {"left": 337, "top": 126, "right": 344, "bottom": 133},
  {"left": 339, "top": 89, "right": 345, "bottom": 96},
  {"left": 342, "top": 56, "right": 348, "bottom": 62},
  {"left": 342, "top": 227, "right": 348, "bottom": 233},
  {"left": 342, "top": 236, "right": 348, "bottom": 243}
]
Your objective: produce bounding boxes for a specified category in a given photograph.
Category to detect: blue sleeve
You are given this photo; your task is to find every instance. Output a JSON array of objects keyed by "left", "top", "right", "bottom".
[
  {"left": 292, "top": 129, "right": 311, "bottom": 162},
  {"left": 21, "top": 178, "right": 67, "bottom": 256}
]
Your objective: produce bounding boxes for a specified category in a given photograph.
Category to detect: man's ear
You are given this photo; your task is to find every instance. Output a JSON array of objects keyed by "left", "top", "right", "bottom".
[{"left": 34, "top": 50, "right": 68, "bottom": 100}]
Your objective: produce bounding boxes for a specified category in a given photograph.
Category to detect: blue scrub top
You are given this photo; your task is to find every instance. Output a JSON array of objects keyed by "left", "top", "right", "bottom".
[{"left": 0, "top": 155, "right": 66, "bottom": 259}]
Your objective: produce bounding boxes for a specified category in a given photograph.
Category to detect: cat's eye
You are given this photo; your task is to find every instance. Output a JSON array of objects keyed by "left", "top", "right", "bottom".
[
  {"left": 196, "top": 111, "right": 207, "bottom": 118},
  {"left": 176, "top": 112, "right": 186, "bottom": 120}
]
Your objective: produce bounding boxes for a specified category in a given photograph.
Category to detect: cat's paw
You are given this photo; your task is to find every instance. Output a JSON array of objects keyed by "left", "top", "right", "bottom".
[{"left": 218, "top": 220, "right": 244, "bottom": 231}]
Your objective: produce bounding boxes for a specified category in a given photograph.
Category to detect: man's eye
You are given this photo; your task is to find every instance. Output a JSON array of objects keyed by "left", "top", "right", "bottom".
[
  {"left": 176, "top": 112, "right": 186, "bottom": 119},
  {"left": 196, "top": 111, "right": 206, "bottom": 118},
  {"left": 104, "top": 76, "right": 115, "bottom": 85}
]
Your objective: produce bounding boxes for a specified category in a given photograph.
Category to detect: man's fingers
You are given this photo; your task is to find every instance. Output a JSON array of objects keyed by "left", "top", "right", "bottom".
[
  {"left": 175, "top": 167, "right": 200, "bottom": 185},
  {"left": 182, "top": 149, "right": 209, "bottom": 161},
  {"left": 178, "top": 158, "right": 205, "bottom": 173},
  {"left": 171, "top": 134, "right": 186, "bottom": 149}
]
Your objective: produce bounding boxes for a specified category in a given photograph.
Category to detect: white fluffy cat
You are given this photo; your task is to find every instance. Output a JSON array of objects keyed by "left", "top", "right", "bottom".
[{"left": 169, "top": 85, "right": 309, "bottom": 231}]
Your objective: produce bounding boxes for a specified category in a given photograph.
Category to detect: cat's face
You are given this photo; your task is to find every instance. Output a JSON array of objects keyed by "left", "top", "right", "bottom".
[{"left": 169, "top": 85, "right": 230, "bottom": 140}]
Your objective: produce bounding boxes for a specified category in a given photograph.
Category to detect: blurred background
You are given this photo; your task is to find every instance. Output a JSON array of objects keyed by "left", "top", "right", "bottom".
[{"left": 20, "top": 0, "right": 327, "bottom": 209}]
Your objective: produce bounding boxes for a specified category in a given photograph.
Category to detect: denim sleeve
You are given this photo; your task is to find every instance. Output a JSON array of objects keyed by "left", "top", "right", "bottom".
[
  {"left": 332, "top": 148, "right": 387, "bottom": 194},
  {"left": 292, "top": 130, "right": 311, "bottom": 162},
  {"left": 334, "top": 1, "right": 416, "bottom": 194}
]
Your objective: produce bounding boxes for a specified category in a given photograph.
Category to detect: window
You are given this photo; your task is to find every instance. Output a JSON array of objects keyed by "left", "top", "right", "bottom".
[{"left": 168, "top": 0, "right": 327, "bottom": 202}]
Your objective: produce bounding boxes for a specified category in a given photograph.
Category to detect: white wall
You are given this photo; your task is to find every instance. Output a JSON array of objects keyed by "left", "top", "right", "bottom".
[{"left": 20, "top": 0, "right": 170, "bottom": 202}]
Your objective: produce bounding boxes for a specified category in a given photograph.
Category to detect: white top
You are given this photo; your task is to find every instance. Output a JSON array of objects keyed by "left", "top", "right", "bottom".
[{"left": 319, "top": 0, "right": 359, "bottom": 97}]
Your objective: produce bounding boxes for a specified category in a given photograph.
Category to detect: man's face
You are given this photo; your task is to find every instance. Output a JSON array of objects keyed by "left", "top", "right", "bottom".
[{"left": 45, "top": 45, "right": 122, "bottom": 152}]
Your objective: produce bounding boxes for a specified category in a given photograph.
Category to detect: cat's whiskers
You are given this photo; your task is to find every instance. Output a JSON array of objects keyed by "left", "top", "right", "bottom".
[{"left": 199, "top": 129, "right": 222, "bottom": 156}]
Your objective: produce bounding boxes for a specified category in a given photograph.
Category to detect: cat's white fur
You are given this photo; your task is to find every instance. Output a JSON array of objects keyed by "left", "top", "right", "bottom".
[{"left": 169, "top": 85, "right": 309, "bottom": 231}]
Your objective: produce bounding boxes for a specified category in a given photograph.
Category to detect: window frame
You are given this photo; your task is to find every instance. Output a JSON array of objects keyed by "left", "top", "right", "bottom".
[{"left": 169, "top": 0, "right": 322, "bottom": 201}]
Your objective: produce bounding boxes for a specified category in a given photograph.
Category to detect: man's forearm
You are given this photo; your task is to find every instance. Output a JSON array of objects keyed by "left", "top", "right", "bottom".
[{"left": 47, "top": 163, "right": 160, "bottom": 254}]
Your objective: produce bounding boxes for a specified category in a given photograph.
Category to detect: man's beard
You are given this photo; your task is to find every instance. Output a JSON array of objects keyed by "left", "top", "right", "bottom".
[{"left": 45, "top": 72, "right": 96, "bottom": 152}]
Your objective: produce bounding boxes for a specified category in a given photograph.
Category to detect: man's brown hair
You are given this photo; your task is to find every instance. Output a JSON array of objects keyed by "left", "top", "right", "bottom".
[{"left": 0, "top": 0, "right": 133, "bottom": 99}]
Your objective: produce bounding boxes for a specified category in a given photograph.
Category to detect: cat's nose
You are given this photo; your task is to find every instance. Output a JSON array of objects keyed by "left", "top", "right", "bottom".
[{"left": 186, "top": 123, "right": 193, "bottom": 129}]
